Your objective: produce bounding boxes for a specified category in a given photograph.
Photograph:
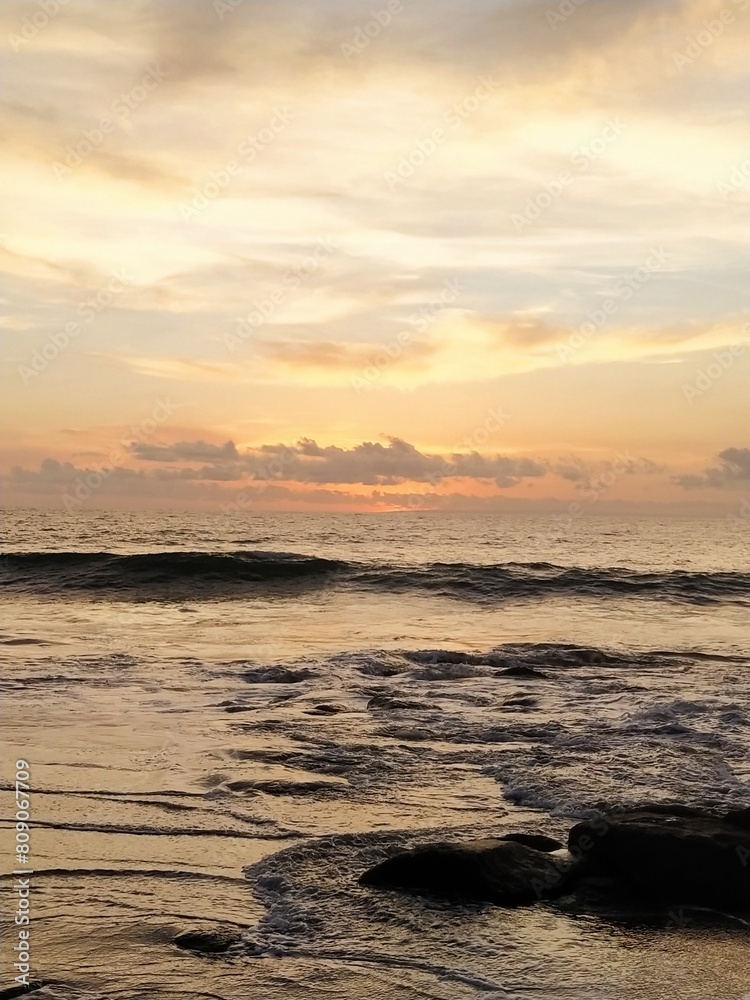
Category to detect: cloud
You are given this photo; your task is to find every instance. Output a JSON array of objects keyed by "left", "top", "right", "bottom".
[
  {"left": 673, "top": 446, "right": 750, "bottom": 490},
  {"left": 10, "top": 437, "right": 551, "bottom": 495},
  {"left": 110, "top": 357, "right": 236, "bottom": 382},
  {"left": 125, "top": 435, "right": 549, "bottom": 487},
  {"left": 131, "top": 439, "right": 239, "bottom": 462},
  {"left": 7, "top": 441, "right": 743, "bottom": 512},
  {"left": 3, "top": 457, "right": 726, "bottom": 516},
  {"left": 261, "top": 339, "right": 437, "bottom": 372},
  {"left": 261, "top": 341, "right": 389, "bottom": 371},
  {"left": 475, "top": 313, "right": 566, "bottom": 349},
  {"left": 2, "top": 0, "right": 746, "bottom": 495},
  {"left": 10, "top": 457, "right": 147, "bottom": 492},
  {"left": 553, "top": 455, "right": 665, "bottom": 491}
]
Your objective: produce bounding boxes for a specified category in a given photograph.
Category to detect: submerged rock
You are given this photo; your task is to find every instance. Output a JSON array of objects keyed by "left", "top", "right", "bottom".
[
  {"left": 241, "top": 666, "right": 315, "bottom": 684},
  {"left": 497, "top": 665, "right": 548, "bottom": 679},
  {"left": 359, "top": 838, "right": 569, "bottom": 905},
  {"left": 501, "top": 832, "right": 564, "bottom": 852},
  {"left": 174, "top": 926, "right": 239, "bottom": 954},
  {"left": 224, "top": 777, "right": 340, "bottom": 796},
  {"left": 568, "top": 807, "right": 750, "bottom": 909},
  {"left": 305, "top": 703, "right": 348, "bottom": 715},
  {"left": 366, "top": 693, "right": 425, "bottom": 711}
]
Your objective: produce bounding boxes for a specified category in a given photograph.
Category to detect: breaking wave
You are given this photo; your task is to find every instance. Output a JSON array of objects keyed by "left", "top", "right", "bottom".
[{"left": 1, "top": 549, "right": 748, "bottom": 604}]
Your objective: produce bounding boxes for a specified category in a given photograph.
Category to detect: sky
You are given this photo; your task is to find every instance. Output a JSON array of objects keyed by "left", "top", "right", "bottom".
[{"left": 1, "top": 0, "right": 748, "bottom": 513}]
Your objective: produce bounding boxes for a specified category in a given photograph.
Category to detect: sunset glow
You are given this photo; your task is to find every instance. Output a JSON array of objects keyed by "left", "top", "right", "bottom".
[{"left": 2, "top": 0, "right": 748, "bottom": 512}]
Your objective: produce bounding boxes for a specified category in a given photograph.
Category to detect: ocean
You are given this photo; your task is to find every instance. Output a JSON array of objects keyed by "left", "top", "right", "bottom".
[{"left": 1, "top": 508, "right": 749, "bottom": 999}]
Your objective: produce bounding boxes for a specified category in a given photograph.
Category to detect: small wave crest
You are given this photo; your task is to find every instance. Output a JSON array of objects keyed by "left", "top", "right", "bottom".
[{"left": 351, "top": 562, "right": 750, "bottom": 606}]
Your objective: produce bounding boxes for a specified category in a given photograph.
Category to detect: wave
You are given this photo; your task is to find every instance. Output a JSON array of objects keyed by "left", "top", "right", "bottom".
[
  {"left": 351, "top": 561, "right": 749, "bottom": 605},
  {"left": 0, "top": 549, "right": 345, "bottom": 597},
  {"left": 1, "top": 550, "right": 747, "bottom": 605},
  {"left": 20, "top": 818, "right": 300, "bottom": 838}
]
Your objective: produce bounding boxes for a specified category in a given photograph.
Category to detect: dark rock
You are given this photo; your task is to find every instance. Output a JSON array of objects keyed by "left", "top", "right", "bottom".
[
  {"left": 497, "top": 665, "right": 547, "bottom": 679},
  {"left": 567, "top": 807, "right": 750, "bottom": 908},
  {"left": 174, "top": 926, "right": 238, "bottom": 954},
  {"left": 0, "top": 983, "right": 45, "bottom": 999},
  {"left": 603, "top": 802, "right": 714, "bottom": 820},
  {"left": 241, "top": 666, "right": 315, "bottom": 684},
  {"left": 501, "top": 832, "right": 564, "bottom": 852},
  {"left": 359, "top": 838, "right": 570, "bottom": 905},
  {"left": 725, "top": 806, "right": 750, "bottom": 830},
  {"left": 305, "top": 703, "right": 348, "bottom": 715}
]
